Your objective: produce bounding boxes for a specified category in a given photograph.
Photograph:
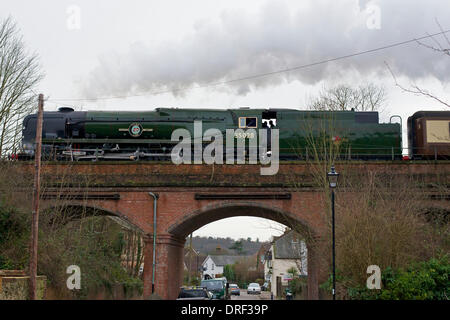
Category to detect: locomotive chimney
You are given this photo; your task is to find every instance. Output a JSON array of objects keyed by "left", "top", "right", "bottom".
[{"left": 58, "top": 107, "right": 74, "bottom": 113}]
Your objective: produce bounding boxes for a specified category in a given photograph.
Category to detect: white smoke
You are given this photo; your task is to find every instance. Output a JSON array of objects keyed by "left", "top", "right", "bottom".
[{"left": 82, "top": 0, "right": 450, "bottom": 99}]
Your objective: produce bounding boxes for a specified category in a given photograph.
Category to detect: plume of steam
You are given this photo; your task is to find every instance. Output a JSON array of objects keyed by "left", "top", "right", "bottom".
[{"left": 82, "top": 0, "right": 450, "bottom": 99}]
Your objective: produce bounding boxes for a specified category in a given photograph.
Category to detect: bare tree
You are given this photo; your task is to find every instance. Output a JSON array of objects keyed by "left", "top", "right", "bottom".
[
  {"left": 386, "top": 20, "right": 449, "bottom": 108},
  {"left": 0, "top": 16, "right": 43, "bottom": 156},
  {"left": 416, "top": 20, "right": 450, "bottom": 57},
  {"left": 307, "top": 83, "right": 387, "bottom": 112}
]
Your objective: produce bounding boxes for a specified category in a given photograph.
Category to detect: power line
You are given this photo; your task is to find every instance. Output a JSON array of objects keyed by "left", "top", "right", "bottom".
[{"left": 48, "top": 29, "right": 450, "bottom": 103}]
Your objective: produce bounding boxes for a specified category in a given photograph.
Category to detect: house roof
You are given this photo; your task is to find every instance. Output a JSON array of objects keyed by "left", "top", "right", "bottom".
[
  {"left": 205, "top": 255, "right": 244, "bottom": 266},
  {"left": 184, "top": 247, "right": 200, "bottom": 256},
  {"left": 273, "top": 230, "right": 305, "bottom": 259}
]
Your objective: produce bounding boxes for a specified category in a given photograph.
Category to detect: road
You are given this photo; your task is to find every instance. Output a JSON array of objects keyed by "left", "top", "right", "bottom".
[{"left": 230, "top": 291, "right": 272, "bottom": 300}]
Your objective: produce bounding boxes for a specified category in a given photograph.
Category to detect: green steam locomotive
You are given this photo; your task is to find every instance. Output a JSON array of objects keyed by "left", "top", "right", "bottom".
[{"left": 18, "top": 107, "right": 402, "bottom": 161}]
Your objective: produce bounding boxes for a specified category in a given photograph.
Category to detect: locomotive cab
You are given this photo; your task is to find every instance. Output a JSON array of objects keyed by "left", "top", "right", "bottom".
[
  {"left": 262, "top": 111, "right": 277, "bottom": 154},
  {"left": 262, "top": 110, "right": 277, "bottom": 128}
]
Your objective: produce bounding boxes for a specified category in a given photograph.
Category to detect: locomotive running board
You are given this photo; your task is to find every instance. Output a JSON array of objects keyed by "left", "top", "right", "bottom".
[{"left": 74, "top": 153, "right": 171, "bottom": 161}]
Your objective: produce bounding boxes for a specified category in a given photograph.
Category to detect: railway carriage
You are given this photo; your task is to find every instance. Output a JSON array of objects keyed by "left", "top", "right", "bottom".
[{"left": 407, "top": 111, "right": 450, "bottom": 160}]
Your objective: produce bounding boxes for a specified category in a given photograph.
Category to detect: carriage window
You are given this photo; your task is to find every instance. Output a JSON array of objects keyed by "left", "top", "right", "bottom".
[
  {"left": 426, "top": 120, "right": 450, "bottom": 143},
  {"left": 239, "top": 117, "right": 258, "bottom": 128}
]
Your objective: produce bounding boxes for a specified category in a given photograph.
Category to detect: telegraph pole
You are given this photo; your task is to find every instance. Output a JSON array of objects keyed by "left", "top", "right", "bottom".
[{"left": 29, "top": 94, "right": 44, "bottom": 300}]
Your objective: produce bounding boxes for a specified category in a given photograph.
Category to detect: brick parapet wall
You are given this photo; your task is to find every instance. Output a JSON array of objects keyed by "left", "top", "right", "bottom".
[{"left": 13, "top": 162, "right": 450, "bottom": 188}]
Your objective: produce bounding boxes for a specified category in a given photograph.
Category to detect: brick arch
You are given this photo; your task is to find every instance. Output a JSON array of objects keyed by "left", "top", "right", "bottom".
[
  {"left": 40, "top": 201, "right": 145, "bottom": 233},
  {"left": 167, "top": 201, "right": 318, "bottom": 239},
  {"left": 149, "top": 200, "right": 321, "bottom": 300}
]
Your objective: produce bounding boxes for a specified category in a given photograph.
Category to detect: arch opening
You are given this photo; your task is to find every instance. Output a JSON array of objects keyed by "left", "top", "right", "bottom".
[
  {"left": 168, "top": 202, "right": 317, "bottom": 241},
  {"left": 162, "top": 202, "right": 320, "bottom": 300},
  {"left": 31, "top": 202, "right": 147, "bottom": 299},
  {"left": 41, "top": 202, "right": 144, "bottom": 233}
]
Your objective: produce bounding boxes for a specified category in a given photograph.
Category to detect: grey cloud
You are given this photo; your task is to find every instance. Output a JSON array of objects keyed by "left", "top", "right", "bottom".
[{"left": 82, "top": 0, "right": 450, "bottom": 99}]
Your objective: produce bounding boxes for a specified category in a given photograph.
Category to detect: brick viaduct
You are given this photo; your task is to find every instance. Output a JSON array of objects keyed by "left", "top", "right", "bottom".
[{"left": 20, "top": 161, "right": 450, "bottom": 300}]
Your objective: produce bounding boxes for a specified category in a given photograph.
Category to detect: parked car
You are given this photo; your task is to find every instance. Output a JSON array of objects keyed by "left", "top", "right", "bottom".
[
  {"left": 200, "top": 279, "right": 226, "bottom": 300},
  {"left": 247, "top": 283, "right": 261, "bottom": 295},
  {"left": 176, "top": 287, "right": 213, "bottom": 300},
  {"left": 229, "top": 284, "right": 240, "bottom": 296}
]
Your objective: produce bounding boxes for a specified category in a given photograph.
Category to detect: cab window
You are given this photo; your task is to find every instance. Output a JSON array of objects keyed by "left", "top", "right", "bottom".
[{"left": 239, "top": 117, "right": 258, "bottom": 128}]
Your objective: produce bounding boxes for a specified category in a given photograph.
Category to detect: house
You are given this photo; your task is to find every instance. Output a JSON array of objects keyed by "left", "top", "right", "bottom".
[
  {"left": 263, "top": 230, "right": 307, "bottom": 298},
  {"left": 183, "top": 247, "right": 200, "bottom": 270},
  {"left": 183, "top": 247, "right": 206, "bottom": 279},
  {"left": 201, "top": 255, "right": 243, "bottom": 279}
]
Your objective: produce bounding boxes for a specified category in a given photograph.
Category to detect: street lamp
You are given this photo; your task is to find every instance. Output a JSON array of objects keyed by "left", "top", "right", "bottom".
[{"left": 327, "top": 164, "right": 339, "bottom": 300}]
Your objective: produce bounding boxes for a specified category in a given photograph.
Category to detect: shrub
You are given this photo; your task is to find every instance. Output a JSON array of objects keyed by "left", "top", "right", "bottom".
[
  {"left": 288, "top": 277, "right": 307, "bottom": 297},
  {"left": 347, "top": 256, "right": 450, "bottom": 300},
  {"left": 311, "top": 170, "right": 449, "bottom": 298},
  {"left": 223, "top": 264, "right": 235, "bottom": 282}
]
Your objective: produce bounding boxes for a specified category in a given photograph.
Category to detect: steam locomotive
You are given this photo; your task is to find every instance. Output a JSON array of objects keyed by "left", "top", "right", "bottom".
[{"left": 17, "top": 107, "right": 450, "bottom": 161}]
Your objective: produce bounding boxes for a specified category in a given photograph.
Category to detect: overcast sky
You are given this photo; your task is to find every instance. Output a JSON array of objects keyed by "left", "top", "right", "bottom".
[{"left": 3, "top": 0, "right": 449, "bottom": 241}]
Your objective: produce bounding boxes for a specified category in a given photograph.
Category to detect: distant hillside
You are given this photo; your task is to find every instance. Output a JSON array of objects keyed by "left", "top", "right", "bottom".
[{"left": 185, "top": 236, "right": 268, "bottom": 256}]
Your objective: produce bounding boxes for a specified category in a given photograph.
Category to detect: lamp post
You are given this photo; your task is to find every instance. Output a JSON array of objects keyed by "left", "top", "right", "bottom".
[{"left": 327, "top": 164, "right": 339, "bottom": 300}]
